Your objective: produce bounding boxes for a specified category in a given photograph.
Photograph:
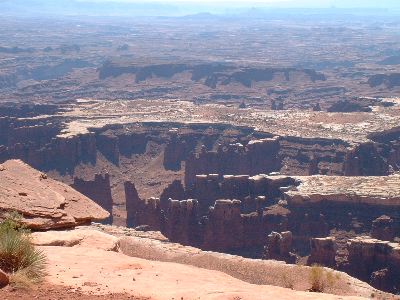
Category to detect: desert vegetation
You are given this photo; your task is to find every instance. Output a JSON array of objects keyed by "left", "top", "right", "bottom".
[
  {"left": 309, "top": 264, "right": 340, "bottom": 293},
  {"left": 0, "top": 213, "right": 47, "bottom": 288}
]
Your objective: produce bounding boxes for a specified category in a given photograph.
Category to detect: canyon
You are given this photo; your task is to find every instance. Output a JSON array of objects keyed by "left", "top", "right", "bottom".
[
  {"left": 1, "top": 97, "right": 400, "bottom": 294},
  {"left": 1, "top": 7, "right": 400, "bottom": 299}
]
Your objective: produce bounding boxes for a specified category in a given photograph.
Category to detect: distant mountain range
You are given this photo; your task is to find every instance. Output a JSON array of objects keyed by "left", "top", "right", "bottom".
[{"left": 0, "top": 0, "right": 399, "bottom": 17}]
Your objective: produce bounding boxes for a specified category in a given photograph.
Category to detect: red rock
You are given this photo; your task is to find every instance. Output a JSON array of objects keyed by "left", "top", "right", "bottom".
[
  {"left": 0, "top": 160, "right": 109, "bottom": 230},
  {"left": 308, "top": 237, "right": 337, "bottom": 267},
  {"left": 0, "top": 269, "right": 9, "bottom": 288}
]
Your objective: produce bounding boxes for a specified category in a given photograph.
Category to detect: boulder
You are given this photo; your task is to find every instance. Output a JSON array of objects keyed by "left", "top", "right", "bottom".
[
  {"left": 0, "top": 160, "right": 109, "bottom": 230},
  {"left": 0, "top": 269, "right": 9, "bottom": 288}
]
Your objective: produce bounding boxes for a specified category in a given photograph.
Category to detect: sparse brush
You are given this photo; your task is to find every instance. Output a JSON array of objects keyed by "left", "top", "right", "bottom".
[
  {"left": 0, "top": 212, "right": 47, "bottom": 287},
  {"left": 308, "top": 264, "right": 340, "bottom": 293},
  {"left": 281, "top": 273, "right": 294, "bottom": 289},
  {"left": 309, "top": 265, "right": 326, "bottom": 292}
]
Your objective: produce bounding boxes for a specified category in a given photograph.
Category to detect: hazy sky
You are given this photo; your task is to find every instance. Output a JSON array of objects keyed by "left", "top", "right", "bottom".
[{"left": 81, "top": 0, "right": 400, "bottom": 8}]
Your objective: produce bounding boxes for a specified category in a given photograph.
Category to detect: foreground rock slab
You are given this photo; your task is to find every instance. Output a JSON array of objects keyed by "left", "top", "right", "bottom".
[
  {"left": 118, "top": 236, "right": 375, "bottom": 298},
  {"left": 0, "top": 160, "right": 109, "bottom": 229},
  {"left": 42, "top": 245, "right": 368, "bottom": 300},
  {"left": 34, "top": 228, "right": 386, "bottom": 299}
]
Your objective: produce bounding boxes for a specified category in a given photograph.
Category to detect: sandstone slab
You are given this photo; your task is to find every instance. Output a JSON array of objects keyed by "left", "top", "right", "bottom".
[
  {"left": 32, "top": 229, "right": 118, "bottom": 251},
  {"left": 0, "top": 160, "right": 109, "bottom": 229}
]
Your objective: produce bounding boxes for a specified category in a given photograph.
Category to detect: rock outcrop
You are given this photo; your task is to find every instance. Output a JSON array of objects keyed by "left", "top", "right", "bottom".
[
  {"left": 71, "top": 174, "right": 113, "bottom": 224},
  {"left": 343, "top": 142, "right": 389, "bottom": 176},
  {"left": 98, "top": 61, "right": 326, "bottom": 88},
  {"left": 309, "top": 237, "right": 337, "bottom": 267},
  {"left": 185, "top": 138, "right": 281, "bottom": 188},
  {"left": 117, "top": 234, "right": 377, "bottom": 298},
  {"left": 163, "top": 199, "right": 199, "bottom": 245},
  {"left": 0, "top": 269, "right": 9, "bottom": 288},
  {"left": 346, "top": 237, "right": 400, "bottom": 292},
  {"left": 0, "top": 160, "right": 109, "bottom": 229},
  {"left": 202, "top": 199, "right": 244, "bottom": 250},
  {"left": 125, "top": 181, "right": 163, "bottom": 230},
  {"left": 264, "top": 231, "right": 296, "bottom": 263},
  {"left": 368, "top": 73, "right": 400, "bottom": 88},
  {"left": 26, "top": 226, "right": 380, "bottom": 300},
  {"left": 371, "top": 215, "right": 396, "bottom": 241},
  {"left": 188, "top": 173, "right": 296, "bottom": 213},
  {"left": 284, "top": 175, "right": 400, "bottom": 207},
  {"left": 124, "top": 181, "right": 141, "bottom": 228},
  {"left": 159, "top": 180, "right": 186, "bottom": 211}
]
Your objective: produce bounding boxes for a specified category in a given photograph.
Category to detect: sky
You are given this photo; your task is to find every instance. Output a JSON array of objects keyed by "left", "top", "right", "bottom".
[
  {"left": 80, "top": 0, "right": 400, "bottom": 8},
  {"left": 1, "top": 0, "right": 399, "bottom": 17}
]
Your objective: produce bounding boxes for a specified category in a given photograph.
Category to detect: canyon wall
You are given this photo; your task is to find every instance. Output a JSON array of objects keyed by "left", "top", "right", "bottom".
[
  {"left": 71, "top": 174, "right": 114, "bottom": 224},
  {"left": 0, "top": 116, "right": 96, "bottom": 172},
  {"left": 346, "top": 237, "right": 400, "bottom": 292},
  {"left": 98, "top": 62, "right": 326, "bottom": 88},
  {"left": 1, "top": 115, "right": 397, "bottom": 184},
  {"left": 125, "top": 174, "right": 400, "bottom": 257}
]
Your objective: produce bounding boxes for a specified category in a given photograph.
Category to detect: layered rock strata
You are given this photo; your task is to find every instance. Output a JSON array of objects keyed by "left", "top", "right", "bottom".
[
  {"left": 346, "top": 237, "right": 400, "bottom": 292},
  {"left": 0, "top": 160, "right": 109, "bottom": 229}
]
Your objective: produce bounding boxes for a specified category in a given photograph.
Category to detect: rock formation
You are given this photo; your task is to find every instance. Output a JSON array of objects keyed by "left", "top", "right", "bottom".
[
  {"left": 284, "top": 175, "right": 400, "bottom": 207},
  {"left": 343, "top": 142, "right": 389, "bottom": 176},
  {"left": 71, "top": 174, "right": 113, "bottom": 224},
  {"left": 346, "top": 237, "right": 400, "bottom": 292},
  {"left": 371, "top": 215, "right": 396, "bottom": 241},
  {"left": 117, "top": 234, "right": 377, "bottom": 298},
  {"left": 0, "top": 269, "right": 9, "bottom": 288},
  {"left": 98, "top": 61, "right": 326, "bottom": 88},
  {"left": 163, "top": 199, "right": 200, "bottom": 245},
  {"left": 125, "top": 182, "right": 163, "bottom": 231},
  {"left": 19, "top": 226, "right": 380, "bottom": 300},
  {"left": 159, "top": 180, "right": 186, "bottom": 211},
  {"left": 368, "top": 73, "right": 400, "bottom": 88},
  {"left": 0, "top": 160, "right": 109, "bottom": 229},
  {"left": 264, "top": 231, "right": 296, "bottom": 263},
  {"left": 202, "top": 199, "right": 244, "bottom": 250},
  {"left": 309, "top": 237, "right": 337, "bottom": 267},
  {"left": 185, "top": 138, "right": 281, "bottom": 188}
]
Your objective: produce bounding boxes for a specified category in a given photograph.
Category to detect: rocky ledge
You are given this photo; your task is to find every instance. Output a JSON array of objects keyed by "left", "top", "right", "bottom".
[
  {"left": 0, "top": 159, "right": 109, "bottom": 229},
  {"left": 284, "top": 175, "right": 400, "bottom": 206},
  {"left": 32, "top": 225, "right": 385, "bottom": 299}
]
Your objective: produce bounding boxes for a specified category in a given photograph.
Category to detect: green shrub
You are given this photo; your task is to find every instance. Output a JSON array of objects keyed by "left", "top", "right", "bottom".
[{"left": 0, "top": 212, "right": 47, "bottom": 287}]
